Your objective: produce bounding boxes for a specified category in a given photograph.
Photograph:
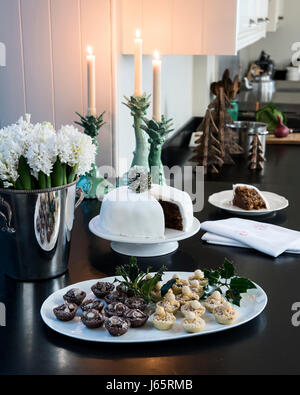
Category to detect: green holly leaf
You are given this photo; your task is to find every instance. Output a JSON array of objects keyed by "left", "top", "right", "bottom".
[
  {"left": 161, "top": 279, "right": 176, "bottom": 298},
  {"left": 202, "top": 258, "right": 257, "bottom": 306},
  {"left": 203, "top": 269, "right": 220, "bottom": 286},
  {"left": 140, "top": 269, "right": 165, "bottom": 302},
  {"left": 201, "top": 286, "right": 222, "bottom": 300},
  {"left": 220, "top": 258, "right": 235, "bottom": 279},
  {"left": 115, "top": 257, "right": 166, "bottom": 303},
  {"left": 226, "top": 289, "right": 242, "bottom": 307},
  {"left": 230, "top": 277, "right": 256, "bottom": 293}
]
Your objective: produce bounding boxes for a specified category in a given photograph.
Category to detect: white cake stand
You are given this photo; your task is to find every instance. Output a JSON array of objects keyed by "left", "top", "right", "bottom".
[{"left": 88, "top": 216, "right": 201, "bottom": 257}]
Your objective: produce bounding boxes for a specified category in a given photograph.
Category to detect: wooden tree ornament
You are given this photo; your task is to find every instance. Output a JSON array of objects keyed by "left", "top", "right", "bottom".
[
  {"left": 248, "top": 134, "right": 265, "bottom": 171},
  {"left": 192, "top": 87, "right": 243, "bottom": 174},
  {"left": 191, "top": 109, "right": 224, "bottom": 174}
]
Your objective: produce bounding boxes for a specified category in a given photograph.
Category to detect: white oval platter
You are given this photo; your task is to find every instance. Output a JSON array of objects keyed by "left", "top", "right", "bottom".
[{"left": 41, "top": 271, "right": 267, "bottom": 344}]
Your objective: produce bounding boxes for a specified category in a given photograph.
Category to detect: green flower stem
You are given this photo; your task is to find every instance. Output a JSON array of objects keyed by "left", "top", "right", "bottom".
[
  {"left": 17, "top": 156, "right": 32, "bottom": 190},
  {"left": 15, "top": 179, "right": 23, "bottom": 190},
  {"left": 67, "top": 164, "right": 78, "bottom": 184},
  {"left": 38, "top": 172, "right": 47, "bottom": 190},
  {"left": 52, "top": 158, "right": 64, "bottom": 187},
  {"left": 46, "top": 175, "right": 51, "bottom": 189},
  {"left": 62, "top": 163, "right": 67, "bottom": 185},
  {"left": 38, "top": 173, "right": 51, "bottom": 189}
]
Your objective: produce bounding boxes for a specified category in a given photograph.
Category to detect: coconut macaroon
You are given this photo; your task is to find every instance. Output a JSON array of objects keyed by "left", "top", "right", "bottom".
[
  {"left": 189, "top": 279, "right": 205, "bottom": 298},
  {"left": 156, "top": 289, "right": 180, "bottom": 314},
  {"left": 202, "top": 291, "right": 226, "bottom": 313},
  {"left": 152, "top": 305, "right": 176, "bottom": 331},
  {"left": 176, "top": 285, "right": 200, "bottom": 306},
  {"left": 150, "top": 280, "right": 163, "bottom": 302},
  {"left": 181, "top": 300, "right": 206, "bottom": 318},
  {"left": 182, "top": 311, "right": 206, "bottom": 333},
  {"left": 188, "top": 269, "right": 208, "bottom": 287},
  {"left": 213, "top": 302, "right": 238, "bottom": 325},
  {"left": 172, "top": 274, "right": 188, "bottom": 295}
]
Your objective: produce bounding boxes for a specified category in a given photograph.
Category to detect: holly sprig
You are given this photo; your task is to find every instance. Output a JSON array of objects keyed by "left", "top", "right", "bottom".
[
  {"left": 115, "top": 257, "right": 166, "bottom": 303},
  {"left": 202, "top": 258, "right": 257, "bottom": 306}
]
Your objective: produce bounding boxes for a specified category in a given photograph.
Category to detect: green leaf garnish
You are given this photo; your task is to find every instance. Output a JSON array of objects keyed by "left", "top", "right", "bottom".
[
  {"left": 230, "top": 277, "right": 257, "bottom": 293},
  {"left": 115, "top": 256, "right": 166, "bottom": 303},
  {"left": 202, "top": 258, "right": 256, "bottom": 306},
  {"left": 220, "top": 257, "right": 235, "bottom": 279},
  {"left": 161, "top": 279, "right": 176, "bottom": 298}
]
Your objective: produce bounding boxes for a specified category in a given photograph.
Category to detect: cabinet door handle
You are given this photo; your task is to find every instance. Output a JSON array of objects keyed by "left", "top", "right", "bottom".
[{"left": 278, "top": 16, "right": 284, "bottom": 20}]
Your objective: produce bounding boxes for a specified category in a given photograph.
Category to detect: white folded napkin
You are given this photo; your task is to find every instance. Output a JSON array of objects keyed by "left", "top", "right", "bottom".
[{"left": 201, "top": 218, "right": 300, "bottom": 257}]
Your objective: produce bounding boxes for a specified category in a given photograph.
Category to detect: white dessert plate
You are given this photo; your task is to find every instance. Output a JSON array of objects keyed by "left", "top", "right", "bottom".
[
  {"left": 88, "top": 216, "right": 201, "bottom": 257},
  {"left": 208, "top": 190, "right": 289, "bottom": 216},
  {"left": 40, "top": 272, "right": 267, "bottom": 344}
]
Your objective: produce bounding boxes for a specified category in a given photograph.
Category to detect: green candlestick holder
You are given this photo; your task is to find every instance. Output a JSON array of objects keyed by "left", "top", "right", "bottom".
[
  {"left": 75, "top": 111, "right": 114, "bottom": 199},
  {"left": 141, "top": 115, "right": 173, "bottom": 185},
  {"left": 123, "top": 94, "right": 151, "bottom": 170}
]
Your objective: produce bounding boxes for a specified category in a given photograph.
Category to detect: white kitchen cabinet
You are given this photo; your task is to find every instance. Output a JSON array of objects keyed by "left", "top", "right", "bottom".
[
  {"left": 121, "top": 0, "right": 269, "bottom": 56},
  {"left": 257, "top": 0, "right": 269, "bottom": 21},
  {"left": 205, "top": 0, "right": 269, "bottom": 54},
  {"left": 267, "top": 0, "right": 285, "bottom": 32}
]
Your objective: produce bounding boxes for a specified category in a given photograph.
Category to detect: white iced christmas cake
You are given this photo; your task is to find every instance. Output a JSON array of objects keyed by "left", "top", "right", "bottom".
[{"left": 99, "top": 184, "right": 194, "bottom": 239}]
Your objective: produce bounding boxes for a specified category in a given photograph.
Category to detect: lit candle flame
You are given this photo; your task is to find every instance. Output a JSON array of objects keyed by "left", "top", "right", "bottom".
[
  {"left": 87, "top": 45, "right": 93, "bottom": 55},
  {"left": 153, "top": 50, "right": 160, "bottom": 60},
  {"left": 135, "top": 29, "right": 141, "bottom": 39}
]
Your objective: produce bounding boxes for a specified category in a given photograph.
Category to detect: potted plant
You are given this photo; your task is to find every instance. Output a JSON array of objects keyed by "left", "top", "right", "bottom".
[{"left": 0, "top": 115, "right": 96, "bottom": 280}]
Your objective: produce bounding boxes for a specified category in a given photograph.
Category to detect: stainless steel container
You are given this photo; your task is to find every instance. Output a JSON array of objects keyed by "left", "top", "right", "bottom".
[
  {"left": 0, "top": 181, "right": 84, "bottom": 281},
  {"left": 226, "top": 121, "right": 268, "bottom": 157}
]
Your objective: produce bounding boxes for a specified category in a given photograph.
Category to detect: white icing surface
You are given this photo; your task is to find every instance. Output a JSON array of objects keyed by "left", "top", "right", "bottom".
[
  {"left": 99, "top": 186, "right": 165, "bottom": 238},
  {"left": 99, "top": 185, "right": 194, "bottom": 239},
  {"left": 232, "top": 184, "right": 270, "bottom": 210}
]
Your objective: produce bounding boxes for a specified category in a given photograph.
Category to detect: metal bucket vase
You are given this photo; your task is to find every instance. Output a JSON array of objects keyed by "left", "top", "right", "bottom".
[{"left": 0, "top": 181, "right": 84, "bottom": 281}]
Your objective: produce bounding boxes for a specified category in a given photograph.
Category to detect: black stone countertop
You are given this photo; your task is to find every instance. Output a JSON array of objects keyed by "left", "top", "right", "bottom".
[{"left": 1, "top": 140, "right": 300, "bottom": 375}]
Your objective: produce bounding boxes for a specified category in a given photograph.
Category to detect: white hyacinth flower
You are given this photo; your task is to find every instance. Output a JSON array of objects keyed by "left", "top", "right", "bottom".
[
  {"left": 57, "top": 125, "right": 95, "bottom": 176},
  {"left": 0, "top": 115, "right": 34, "bottom": 185},
  {"left": 0, "top": 115, "right": 96, "bottom": 188},
  {"left": 24, "top": 122, "right": 57, "bottom": 177}
]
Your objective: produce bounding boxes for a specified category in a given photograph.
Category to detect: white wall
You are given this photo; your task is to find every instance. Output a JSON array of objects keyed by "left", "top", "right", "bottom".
[
  {"left": 193, "top": 55, "right": 218, "bottom": 117},
  {"left": 115, "top": 52, "right": 194, "bottom": 175},
  {"left": 1, "top": 0, "right": 196, "bottom": 175},
  {"left": 0, "top": 0, "right": 113, "bottom": 167},
  {"left": 245, "top": 0, "right": 300, "bottom": 70}
]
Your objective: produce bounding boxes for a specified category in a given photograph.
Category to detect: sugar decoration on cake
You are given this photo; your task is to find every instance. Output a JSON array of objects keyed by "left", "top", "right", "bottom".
[{"left": 128, "top": 166, "right": 152, "bottom": 193}]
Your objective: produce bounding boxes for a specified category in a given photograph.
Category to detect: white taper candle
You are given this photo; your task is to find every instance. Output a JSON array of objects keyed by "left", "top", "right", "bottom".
[
  {"left": 87, "top": 46, "right": 96, "bottom": 116},
  {"left": 134, "top": 29, "right": 143, "bottom": 97},
  {"left": 152, "top": 50, "right": 162, "bottom": 123}
]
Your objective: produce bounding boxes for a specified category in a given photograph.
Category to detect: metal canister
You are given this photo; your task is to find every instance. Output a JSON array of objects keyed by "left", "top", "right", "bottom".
[
  {"left": 226, "top": 121, "right": 268, "bottom": 157},
  {"left": 0, "top": 181, "right": 84, "bottom": 281}
]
